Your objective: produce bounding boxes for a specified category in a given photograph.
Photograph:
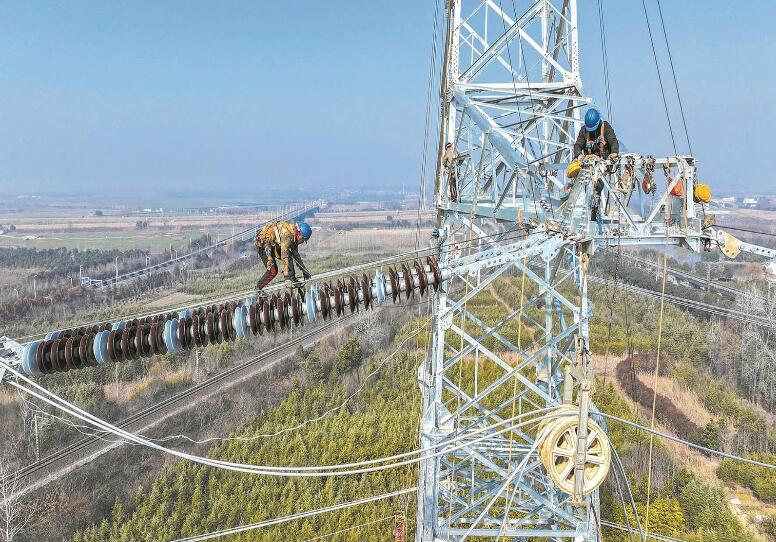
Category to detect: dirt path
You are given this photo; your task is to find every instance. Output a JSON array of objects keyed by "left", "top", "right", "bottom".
[{"left": 592, "top": 354, "right": 721, "bottom": 479}]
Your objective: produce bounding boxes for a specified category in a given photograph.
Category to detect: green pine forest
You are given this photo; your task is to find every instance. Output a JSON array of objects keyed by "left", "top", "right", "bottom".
[{"left": 67, "top": 275, "right": 774, "bottom": 542}]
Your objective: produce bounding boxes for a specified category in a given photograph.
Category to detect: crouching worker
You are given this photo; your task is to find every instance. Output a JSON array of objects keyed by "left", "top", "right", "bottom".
[{"left": 254, "top": 221, "right": 313, "bottom": 295}]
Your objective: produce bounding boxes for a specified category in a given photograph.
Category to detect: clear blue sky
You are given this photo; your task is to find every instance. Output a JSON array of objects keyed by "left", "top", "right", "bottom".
[{"left": 1, "top": 1, "right": 773, "bottom": 197}]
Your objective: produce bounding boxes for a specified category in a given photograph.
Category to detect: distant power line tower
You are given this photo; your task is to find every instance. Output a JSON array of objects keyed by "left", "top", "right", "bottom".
[{"left": 415, "top": 1, "right": 709, "bottom": 540}]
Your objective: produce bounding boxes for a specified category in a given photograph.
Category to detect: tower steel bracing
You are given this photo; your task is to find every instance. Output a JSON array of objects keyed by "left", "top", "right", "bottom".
[{"left": 415, "top": 1, "right": 770, "bottom": 541}]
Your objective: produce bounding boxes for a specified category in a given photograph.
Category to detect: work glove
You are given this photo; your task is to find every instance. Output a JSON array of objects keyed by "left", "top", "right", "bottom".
[
  {"left": 284, "top": 279, "right": 293, "bottom": 289},
  {"left": 302, "top": 270, "right": 312, "bottom": 281},
  {"left": 608, "top": 152, "right": 619, "bottom": 162},
  {"left": 576, "top": 153, "right": 585, "bottom": 162}
]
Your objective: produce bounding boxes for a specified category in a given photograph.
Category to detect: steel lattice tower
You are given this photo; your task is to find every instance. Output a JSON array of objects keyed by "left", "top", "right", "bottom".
[{"left": 416, "top": 1, "right": 708, "bottom": 540}]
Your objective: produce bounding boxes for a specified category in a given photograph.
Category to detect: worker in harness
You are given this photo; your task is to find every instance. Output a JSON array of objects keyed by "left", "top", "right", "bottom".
[
  {"left": 572, "top": 108, "right": 620, "bottom": 222},
  {"left": 254, "top": 221, "right": 313, "bottom": 294},
  {"left": 443, "top": 142, "right": 465, "bottom": 202},
  {"left": 573, "top": 108, "right": 619, "bottom": 161}
]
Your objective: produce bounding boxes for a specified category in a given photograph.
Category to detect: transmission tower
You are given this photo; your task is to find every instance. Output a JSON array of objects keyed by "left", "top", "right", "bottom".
[{"left": 415, "top": 1, "right": 772, "bottom": 540}]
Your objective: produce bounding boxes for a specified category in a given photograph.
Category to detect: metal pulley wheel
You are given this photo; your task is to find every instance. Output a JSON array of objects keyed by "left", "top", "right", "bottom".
[{"left": 538, "top": 411, "right": 611, "bottom": 496}]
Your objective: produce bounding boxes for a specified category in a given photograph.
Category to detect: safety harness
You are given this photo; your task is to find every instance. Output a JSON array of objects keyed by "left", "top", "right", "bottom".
[{"left": 585, "top": 122, "right": 606, "bottom": 156}]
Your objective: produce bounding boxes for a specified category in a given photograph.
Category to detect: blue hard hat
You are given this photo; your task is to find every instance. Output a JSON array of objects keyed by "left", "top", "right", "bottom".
[
  {"left": 296, "top": 222, "right": 312, "bottom": 242},
  {"left": 584, "top": 108, "right": 602, "bottom": 132}
]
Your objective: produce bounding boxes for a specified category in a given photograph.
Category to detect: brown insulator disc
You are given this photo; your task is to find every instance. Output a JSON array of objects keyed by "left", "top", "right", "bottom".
[
  {"left": 414, "top": 260, "right": 427, "bottom": 297},
  {"left": 248, "top": 302, "right": 259, "bottom": 336},
  {"left": 106, "top": 330, "right": 117, "bottom": 363},
  {"left": 121, "top": 327, "right": 132, "bottom": 361},
  {"left": 333, "top": 282, "right": 343, "bottom": 316},
  {"left": 64, "top": 337, "right": 76, "bottom": 370},
  {"left": 389, "top": 267, "right": 399, "bottom": 303},
  {"left": 262, "top": 300, "right": 272, "bottom": 333},
  {"left": 347, "top": 277, "right": 358, "bottom": 312},
  {"left": 401, "top": 263, "right": 413, "bottom": 298}
]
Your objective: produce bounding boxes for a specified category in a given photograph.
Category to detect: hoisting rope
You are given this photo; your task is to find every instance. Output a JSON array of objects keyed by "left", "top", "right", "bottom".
[
  {"left": 447, "top": 181, "right": 481, "bottom": 541},
  {"left": 497, "top": 256, "right": 528, "bottom": 541},
  {"left": 643, "top": 219, "right": 671, "bottom": 539}
]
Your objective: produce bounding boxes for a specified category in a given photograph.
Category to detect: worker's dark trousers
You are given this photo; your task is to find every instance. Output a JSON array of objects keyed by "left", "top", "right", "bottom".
[
  {"left": 256, "top": 243, "right": 295, "bottom": 289},
  {"left": 448, "top": 173, "right": 458, "bottom": 202},
  {"left": 257, "top": 246, "right": 277, "bottom": 289}
]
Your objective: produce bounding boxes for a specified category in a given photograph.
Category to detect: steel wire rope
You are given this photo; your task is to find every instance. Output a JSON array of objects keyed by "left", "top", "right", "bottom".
[
  {"left": 616, "top": 282, "right": 776, "bottom": 328},
  {"left": 612, "top": 446, "right": 646, "bottom": 542},
  {"left": 12, "top": 376, "right": 559, "bottom": 476},
  {"left": 2, "top": 366, "right": 564, "bottom": 476},
  {"left": 710, "top": 223, "right": 776, "bottom": 239},
  {"left": 641, "top": 0, "right": 677, "bottom": 154},
  {"left": 587, "top": 276, "right": 776, "bottom": 330},
  {"left": 601, "top": 520, "right": 688, "bottom": 542},
  {"left": 654, "top": 0, "right": 692, "bottom": 155},
  {"left": 597, "top": 0, "right": 613, "bottom": 121},
  {"left": 299, "top": 515, "right": 398, "bottom": 542},
  {"left": 619, "top": 251, "right": 771, "bottom": 303},
  {"left": 10, "top": 370, "right": 774, "bottom": 516},
  {"left": 416, "top": 0, "right": 442, "bottom": 248},
  {"left": 168, "top": 487, "right": 418, "bottom": 542},
  {"left": 598, "top": 411, "right": 776, "bottom": 469},
  {"left": 610, "top": 449, "right": 639, "bottom": 542}
]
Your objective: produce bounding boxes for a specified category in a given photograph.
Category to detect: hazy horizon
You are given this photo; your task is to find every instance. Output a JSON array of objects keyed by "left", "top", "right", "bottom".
[{"left": 2, "top": 1, "right": 775, "bottom": 195}]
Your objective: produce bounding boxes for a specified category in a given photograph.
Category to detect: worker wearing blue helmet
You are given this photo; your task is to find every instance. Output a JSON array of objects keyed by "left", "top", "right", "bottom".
[
  {"left": 573, "top": 108, "right": 619, "bottom": 161},
  {"left": 254, "top": 220, "right": 313, "bottom": 293}
]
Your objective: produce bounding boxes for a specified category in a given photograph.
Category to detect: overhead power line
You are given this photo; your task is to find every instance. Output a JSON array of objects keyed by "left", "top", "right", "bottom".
[
  {"left": 2, "top": 364, "right": 561, "bottom": 477},
  {"left": 169, "top": 488, "right": 417, "bottom": 542},
  {"left": 600, "top": 412, "right": 776, "bottom": 470},
  {"left": 641, "top": 0, "right": 677, "bottom": 154},
  {"left": 588, "top": 275, "right": 776, "bottom": 330},
  {"left": 716, "top": 224, "right": 776, "bottom": 239},
  {"left": 601, "top": 520, "right": 689, "bottom": 542},
  {"left": 300, "top": 516, "right": 398, "bottom": 542},
  {"left": 654, "top": 0, "right": 693, "bottom": 155}
]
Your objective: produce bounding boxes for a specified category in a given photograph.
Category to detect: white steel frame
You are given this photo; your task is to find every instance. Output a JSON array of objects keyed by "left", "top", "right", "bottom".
[{"left": 416, "top": 2, "right": 729, "bottom": 541}]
